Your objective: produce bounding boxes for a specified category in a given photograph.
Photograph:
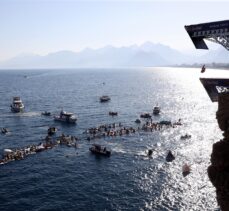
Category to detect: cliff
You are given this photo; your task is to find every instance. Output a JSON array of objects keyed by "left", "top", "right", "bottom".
[{"left": 208, "top": 92, "right": 229, "bottom": 210}]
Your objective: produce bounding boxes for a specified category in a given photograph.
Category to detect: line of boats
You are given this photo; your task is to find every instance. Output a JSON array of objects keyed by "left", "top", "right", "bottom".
[
  {"left": 10, "top": 97, "right": 77, "bottom": 124},
  {"left": 10, "top": 95, "right": 112, "bottom": 113},
  {"left": 10, "top": 96, "right": 161, "bottom": 125}
]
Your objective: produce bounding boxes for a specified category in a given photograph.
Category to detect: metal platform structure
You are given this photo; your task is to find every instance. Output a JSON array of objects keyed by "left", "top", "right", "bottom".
[
  {"left": 199, "top": 78, "right": 229, "bottom": 102},
  {"left": 185, "top": 20, "right": 229, "bottom": 102},
  {"left": 185, "top": 20, "right": 229, "bottom": 50}
]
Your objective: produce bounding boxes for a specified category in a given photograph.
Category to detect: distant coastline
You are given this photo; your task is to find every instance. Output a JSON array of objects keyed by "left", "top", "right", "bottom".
[
  {"left": 1, "top": 42, "right": 229, "bottom": 69},
  {"left": 174, "top": 63, "right": 229, "bottom": 70},
  {"left": 0, "top": 65, "right": 229, "bottom": 71}
]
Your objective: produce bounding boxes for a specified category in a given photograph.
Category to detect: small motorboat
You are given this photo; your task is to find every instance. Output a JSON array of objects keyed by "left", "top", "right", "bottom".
[
  {"left": 159, "top": 120, "right": 172, "bottom": 125},
  {"left": 180, "top": 134, "right": 191, "bottom": 139},
  {"left": 48, "top": 127, "right": 57, "bottom": 135},
  {"left": 174, "top": 120, "right": 182, "bottom": 126},
  {"left": 140, "top": 113, "right": 151, "bottom": 118},
  {"left": 148, "top": 149, "right": 153, "bottom": 156},
  {"left": 89, "top": 144, "right": 111, "bottom": 156},
  {"left": 153, "top": 106, "right": 160, "bottom": 115},
  {"left": 35, "top": 143, "right": 45, "bottom": 152},
  {"left": 4, "top": 149, "right": 13, "bottom": 155},
  {"left": 1, "top": 128, "right": 9, "bottom": 134},
  {"left": 109, "top": 111, "right": 118, "bottom": 116},
  {"left": 54, "top": 110, "right": 77, "bottom": 124},
  {"left": 182, "top": 164, "right": 191, "bottom": 177},
  {"left": 42, "top": 111, "right": 51, "bottom": 116},
  {"left": 166, "top": 150, "right": 175, "bottom": 162},
  {"left": 135, "top": 119, "right": 141, "bottom": 124},
  {"left": 100, "top": 96, "right": 111, "bottom": 103}
]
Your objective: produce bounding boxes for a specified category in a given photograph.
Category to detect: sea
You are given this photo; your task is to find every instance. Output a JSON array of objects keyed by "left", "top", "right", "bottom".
[{"left": 0, "top": 67, "right": 228, "bottom": 211}]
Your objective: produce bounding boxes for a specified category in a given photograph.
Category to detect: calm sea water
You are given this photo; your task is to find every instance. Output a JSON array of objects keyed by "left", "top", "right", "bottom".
[{"left": 0, "top": 67, "right": 228, "bottom": 211}]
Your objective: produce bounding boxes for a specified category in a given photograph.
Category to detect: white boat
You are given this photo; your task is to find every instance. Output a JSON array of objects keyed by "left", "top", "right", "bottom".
[
  {"left": 54, "top": 110, "right": 77, "bottom": 124},
  {"left": 4, "top": 149, "right": 13, "bottom": 154},
  {"left": 153, "top": 106, "right": 160, "bottom": 115},
  {"left": 10, "top": 97, "right": 24, "bottom": 112}
]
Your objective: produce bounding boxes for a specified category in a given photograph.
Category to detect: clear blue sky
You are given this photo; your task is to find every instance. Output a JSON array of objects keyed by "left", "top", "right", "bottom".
[{"left": 0, "top": 0, "right": 228, "bottom": 60}]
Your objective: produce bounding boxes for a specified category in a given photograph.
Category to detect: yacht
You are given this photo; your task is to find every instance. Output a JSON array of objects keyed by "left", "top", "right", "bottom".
[
  {"left": 54, "top": 110, "right": 77, "bottom": 124},
  {"left": 153, "top": 106, "right": 160, "bottom": 115},
  {"left": 10, "top": 97, "right": 24, "bottom": 112}
]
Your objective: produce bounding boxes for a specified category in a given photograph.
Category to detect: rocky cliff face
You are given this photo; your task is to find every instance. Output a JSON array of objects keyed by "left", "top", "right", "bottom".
[{"left": 208, "top": 92, "right": 229, "bottom": 211}]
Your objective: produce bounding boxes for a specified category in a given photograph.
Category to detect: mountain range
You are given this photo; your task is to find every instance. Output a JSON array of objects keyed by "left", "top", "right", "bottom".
[{"left": 0, "top": 42, "right": 229, "bottom": 69}]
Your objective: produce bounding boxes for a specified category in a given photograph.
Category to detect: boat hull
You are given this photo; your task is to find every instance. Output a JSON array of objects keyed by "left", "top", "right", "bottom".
[
  {"left": 54, "top": 116, "right": 77, "bottom": 124},
  {"left": 153, "top": 110, "right": 160, "bottom": 115},
  {"left": 89, "top": 147, "right": 111, "bottom": 156},
  {"left": 11, "top": 105, "right": 24, "bottom": 113}
]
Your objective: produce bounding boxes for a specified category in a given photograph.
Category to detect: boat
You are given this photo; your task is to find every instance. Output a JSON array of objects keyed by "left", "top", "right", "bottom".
[
  {"left": 159, "top": 120, "right": 172, "bottom": 125},
  {"left": 135, "top": 119, "right": 141, "bottom": 124},
  {"left": 100, "top": 96, "right": 111, "bottom": 102},
  {"left": 42, "top": 111, "right": 51, "bottom": 116},
  {"left": 48, "top": 127, "right": 57, "bottom": 135},
  {"left": 54, "top": 110, "right": 77, "bottom": 124},
  {"left": 153, "top": 106, "right": 160, "bottom": 115},
  {"left": 89, "top": 144, "right": 111, "bottom": 156},
  {"left": 148, "top": 149, "right": 153, "bottom": 156},
  {"left": 182, "top": 164, "right": 191, "bottom": 177},
  {"left": 180, "top": 134, "right": 191, "bottom": 139},
  {"left": 140, "top": 113, "right": 151, "bottom": 118},
  {"left": 109, "top": 111, "right": 118, "bottom": 116},
  {"left": 35, "top": 143, "right": 45, "bottom": 152},
  {"left": 10, "top": 97, "right": 24, "bottom": 112},
  {"left": 166, "top": 150, "right": 175, "bottom": 162},
  {"left": 1, "top": 128, "right": 9, "bottom": 134},
  {"left": 4, "top": 149, "right": 13, "bottom": 155}
]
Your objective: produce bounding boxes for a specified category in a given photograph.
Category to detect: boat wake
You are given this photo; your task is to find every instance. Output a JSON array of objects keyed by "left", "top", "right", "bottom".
[{"left": 17, "top": 112, "right": 41, "bottom": 117}]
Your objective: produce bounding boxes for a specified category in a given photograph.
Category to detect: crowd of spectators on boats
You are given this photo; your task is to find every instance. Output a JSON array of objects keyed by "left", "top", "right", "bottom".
[
  {"left": 0, "top": 142, "right": 52, "bottom": 165},
  {"left": 0, "top": 133, "right": 79, "bottom": 165},
  {"left": 84, "top": 119, "right": 182, "bottom": 141},
  {"left": 1, "top": 117, "right": 183, "bottom": 165}
]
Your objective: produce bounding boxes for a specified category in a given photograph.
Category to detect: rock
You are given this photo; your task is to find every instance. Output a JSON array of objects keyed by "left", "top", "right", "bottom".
[{"left": 208, "top": 93, "right": 229, "bottom": 211}]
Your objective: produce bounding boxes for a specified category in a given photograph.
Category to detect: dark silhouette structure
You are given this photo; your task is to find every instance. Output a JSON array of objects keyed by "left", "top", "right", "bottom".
[
  {"left": 185, "top": 20, "right": 229, "bottom": 211},
  {"left": 185, "top": 20, "right": 229, "bottom": 50}
]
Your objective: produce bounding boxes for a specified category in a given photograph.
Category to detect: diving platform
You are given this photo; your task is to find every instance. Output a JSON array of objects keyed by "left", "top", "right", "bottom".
[
  {"left": 200, "top": 78, "right": 229, "bottom": 102},
  {"left": 185, "top": 20, "right": 229, "bottom": 50},
  {"left": 185, "top": 20, "right": 229, "bottom": 102}
]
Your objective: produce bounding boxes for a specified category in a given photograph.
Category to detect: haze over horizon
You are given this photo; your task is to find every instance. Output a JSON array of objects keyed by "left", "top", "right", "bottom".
[
  {"left": 0, "top": 41, "right": 228, "bottom": 69},
  {"left": 0, "top": 0, "right": 228, "bottom": 62}
]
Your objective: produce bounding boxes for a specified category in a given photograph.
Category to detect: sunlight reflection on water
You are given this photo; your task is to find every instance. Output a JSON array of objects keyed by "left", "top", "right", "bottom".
[{"left": 0, "top": 67, "right": 225, "bottom": 210}]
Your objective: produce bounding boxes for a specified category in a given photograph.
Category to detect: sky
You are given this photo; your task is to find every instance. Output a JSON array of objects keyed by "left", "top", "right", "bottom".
[{"left": 0, "top": 0, "right": 229, "bottom": 61}]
